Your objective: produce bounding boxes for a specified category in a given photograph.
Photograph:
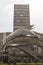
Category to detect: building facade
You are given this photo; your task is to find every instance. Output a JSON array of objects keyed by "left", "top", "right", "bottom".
[
  {"left": 0, "top": 4, "right": 43, "bottom": 63},
  {"left": 13, "top": 4, "right": 31, "bottom": 31}
]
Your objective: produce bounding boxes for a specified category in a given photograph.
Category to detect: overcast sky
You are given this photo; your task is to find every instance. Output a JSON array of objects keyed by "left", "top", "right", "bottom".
[{"left": 0, "top": 0, "right": 43, "bottom": 33}]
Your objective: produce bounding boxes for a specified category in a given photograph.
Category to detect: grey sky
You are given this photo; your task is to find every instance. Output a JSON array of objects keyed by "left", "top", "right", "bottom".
[{"left": 0, "top": 0, "right": 43, "bottom": 33}]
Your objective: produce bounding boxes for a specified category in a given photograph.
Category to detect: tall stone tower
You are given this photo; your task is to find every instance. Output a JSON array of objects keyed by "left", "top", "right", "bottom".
[{"left": 13, "top": 4, "right": 31, "bottom": 31}]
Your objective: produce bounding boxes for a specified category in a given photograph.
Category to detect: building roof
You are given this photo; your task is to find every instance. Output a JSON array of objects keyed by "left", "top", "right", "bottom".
[{"left": 3, "top": 27, "right": 43, "bottom": 49}]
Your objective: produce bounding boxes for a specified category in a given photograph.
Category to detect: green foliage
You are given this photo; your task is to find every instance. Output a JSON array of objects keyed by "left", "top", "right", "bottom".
[{"left": 0, "top": 62, "right": 43, "bottom": 65}]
